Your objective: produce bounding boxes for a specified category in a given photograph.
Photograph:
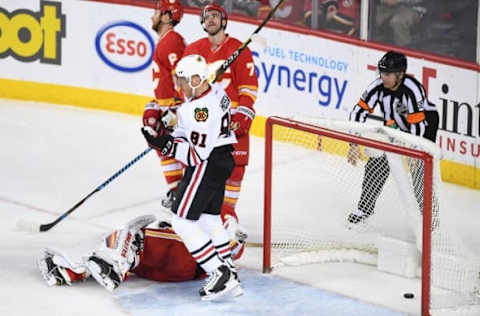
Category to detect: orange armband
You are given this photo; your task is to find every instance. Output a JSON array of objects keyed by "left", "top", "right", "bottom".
[
  {"left": 407, "top": 112, "right": 425, "bottom": 124},
  {"left": 358, "top": 99, "right": 373, "bottom": 113}
]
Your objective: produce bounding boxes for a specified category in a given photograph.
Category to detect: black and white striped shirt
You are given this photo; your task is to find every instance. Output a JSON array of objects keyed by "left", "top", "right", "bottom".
[{"left": 349, "top": 74, "right": 436, "bottom": 137}]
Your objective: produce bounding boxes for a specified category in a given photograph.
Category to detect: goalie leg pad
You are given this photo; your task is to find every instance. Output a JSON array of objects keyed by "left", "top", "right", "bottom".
[
  {"left": 38, "top": 248, "right": 88, "bottom": 286},
  {"left": 86, "top": 214, "right": 156, "bottom": 291}
]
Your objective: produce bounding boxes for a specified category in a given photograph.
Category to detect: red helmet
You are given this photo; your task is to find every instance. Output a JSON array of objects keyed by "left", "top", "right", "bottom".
[
  {"left": 200, "top": 3, "right": 228, "bottom": 30},
  {"left": 157, "top": 0, "right": 183, "bottom": 24}
]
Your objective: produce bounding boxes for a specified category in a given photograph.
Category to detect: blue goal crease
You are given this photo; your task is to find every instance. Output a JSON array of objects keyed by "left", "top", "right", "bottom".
[{"left": 115, "top": 269, "right": 407, "bottom": 316}]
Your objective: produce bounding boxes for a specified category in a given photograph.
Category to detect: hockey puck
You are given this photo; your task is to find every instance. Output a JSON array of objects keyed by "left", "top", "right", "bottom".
[{"left": 403, "top": 293, "right": 414, "bottom": 299}]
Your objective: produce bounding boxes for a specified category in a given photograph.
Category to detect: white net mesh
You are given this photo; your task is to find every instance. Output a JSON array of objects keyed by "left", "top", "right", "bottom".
[{"left": 265, "top": 116, "right": 480, "bottom": 313}]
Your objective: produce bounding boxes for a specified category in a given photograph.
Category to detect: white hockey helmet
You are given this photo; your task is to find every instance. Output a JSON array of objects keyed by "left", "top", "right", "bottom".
[{"left": 175, "top": 54, "right": 209, "bottom": 87}]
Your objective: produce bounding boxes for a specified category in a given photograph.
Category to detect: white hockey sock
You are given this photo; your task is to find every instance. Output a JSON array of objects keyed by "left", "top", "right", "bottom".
[
  {"left": 171, "top": 215, "right": 223, "bottom": 273},
  {"left": 198, "top": 214, "right": 232, "bottom": 262}
]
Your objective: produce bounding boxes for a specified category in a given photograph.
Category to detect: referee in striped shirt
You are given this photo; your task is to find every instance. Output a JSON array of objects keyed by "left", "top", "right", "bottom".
[{"left": 347, "top": 50, "right": 439, "bottom": 225}]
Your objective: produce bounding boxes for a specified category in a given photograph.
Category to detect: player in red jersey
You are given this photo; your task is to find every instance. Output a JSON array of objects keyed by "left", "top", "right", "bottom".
[
  {"left": 37, "top": 208, "right": 246, "bottom": 289},
  {"left": 183, "top": 3, "right": 258, "bottom": 228},
  {"left": 143, "top": 0, "right": 186, "bottom": 209}
]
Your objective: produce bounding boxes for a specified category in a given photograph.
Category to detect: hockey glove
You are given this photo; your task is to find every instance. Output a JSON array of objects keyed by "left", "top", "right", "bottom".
[
  {"left": 231, "top": 106, "right": 255, "bottom": 137},
  {"left": 141, "top": 127, "right": 174, "bottom": 156},
  {"left": 142, "top": 100, "right": 162, "bottom": 131}
]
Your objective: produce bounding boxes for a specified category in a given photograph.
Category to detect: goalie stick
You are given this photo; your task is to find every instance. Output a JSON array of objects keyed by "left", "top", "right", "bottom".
[
  {"left": 210, "top": 0, "right": 286, "bottom": 83},
  {"left": 33, "top": 147, "right": 152, "bottom": 232}
]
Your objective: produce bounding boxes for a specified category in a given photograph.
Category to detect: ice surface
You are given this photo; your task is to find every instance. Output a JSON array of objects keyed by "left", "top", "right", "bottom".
[{"left": 1, "top": 99, "right": 479, "bottom": 315}]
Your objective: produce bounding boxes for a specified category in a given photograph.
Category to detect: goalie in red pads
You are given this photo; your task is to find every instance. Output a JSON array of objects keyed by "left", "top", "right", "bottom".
[{"left": 38, "top": 210, "right": 246, "bottom": 290}]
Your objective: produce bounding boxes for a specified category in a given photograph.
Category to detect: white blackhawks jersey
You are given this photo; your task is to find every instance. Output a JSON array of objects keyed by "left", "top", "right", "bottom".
[{"left": 170, "top": 83, "right": 237, "bottom": 167}]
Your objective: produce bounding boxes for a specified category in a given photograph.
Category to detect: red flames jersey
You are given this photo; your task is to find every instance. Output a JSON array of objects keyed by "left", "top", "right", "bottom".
[
  {"left": 152, "top": 30, "right": 186, "bottom": 107},
  {"left": 132, "top": 204, "right": 243, "bottom": 282},
  {"left": 133, "top": 227, "right": 205, "bottom": 282},
  {"left": 183, "top": 36, "right": 258, "bottom": 165}
]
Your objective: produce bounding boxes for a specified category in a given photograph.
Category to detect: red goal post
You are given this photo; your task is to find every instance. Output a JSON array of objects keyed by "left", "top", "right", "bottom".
[{"left": 263, "top": 116, "right": 434, "bottom": 315}]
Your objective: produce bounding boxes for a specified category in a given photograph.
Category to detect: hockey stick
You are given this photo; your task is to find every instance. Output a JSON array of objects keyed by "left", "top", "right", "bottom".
[
  {"left": 211, "top": 0, "right": 286, "bottom": 83},
  {"left": 32, "top": 147, "right": 152, "bottom": 232},
  {"left": 28, "top": 2, "right": 283, "bottom": 231}
]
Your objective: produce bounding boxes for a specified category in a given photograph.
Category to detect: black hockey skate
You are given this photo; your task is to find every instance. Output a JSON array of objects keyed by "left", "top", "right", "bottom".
[
  {"left": 38, "top": 255, "right": 68, "bottom": 286},
  {"left": 347, "top": 212, "right": 369, "bottom": 224},
  {"left": 346, "top": 210, "right": 372, "bottom": 232},
  {"left": 199, "top": 265, "right": 242, "bottom": 301},
  {"left": 86, "top": 256, "right": 122, "bottom": 291}
]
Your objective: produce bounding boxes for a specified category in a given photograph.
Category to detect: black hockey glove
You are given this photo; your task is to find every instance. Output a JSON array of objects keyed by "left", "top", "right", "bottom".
[{"left": 141, "top": 127, "right": 174, "bottom": 156}]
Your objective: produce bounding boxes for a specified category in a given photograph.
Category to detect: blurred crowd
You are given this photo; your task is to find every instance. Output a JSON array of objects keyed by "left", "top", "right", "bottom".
[
  {"left": 181, "top": 0, "right": 362, "bottom": 36},
  {"left": 174, "top": 0, "right": 477, "bottom": 62}
]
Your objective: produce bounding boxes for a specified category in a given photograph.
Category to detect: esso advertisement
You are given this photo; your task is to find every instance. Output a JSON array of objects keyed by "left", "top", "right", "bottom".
[{"left": 95, "top": 21, "right": 154, "bottom": 72}]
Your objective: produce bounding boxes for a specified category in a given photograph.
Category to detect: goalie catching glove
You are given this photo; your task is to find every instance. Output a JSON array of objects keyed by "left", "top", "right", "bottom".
[
  {"left": 141, "top": 126, "right": 174, "bottom": 156},
  {"left": 231, "top": 106, "right": 255, "bottom": 137}
]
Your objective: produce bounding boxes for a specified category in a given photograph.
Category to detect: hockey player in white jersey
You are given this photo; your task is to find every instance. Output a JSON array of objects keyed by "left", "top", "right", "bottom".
[{"left": 141, "top": 54, "right": 241, "bottom": 300}]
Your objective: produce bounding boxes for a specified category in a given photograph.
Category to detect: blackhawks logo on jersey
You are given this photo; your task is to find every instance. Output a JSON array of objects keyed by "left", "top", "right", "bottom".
[{"left": 194, "top": 107, "right": 209, "bottom": 122}]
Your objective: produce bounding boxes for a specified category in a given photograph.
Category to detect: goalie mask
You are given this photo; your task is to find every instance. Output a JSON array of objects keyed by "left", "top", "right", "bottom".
[{"left": 175, "top": 54, "right": 209, "bottom": 91}]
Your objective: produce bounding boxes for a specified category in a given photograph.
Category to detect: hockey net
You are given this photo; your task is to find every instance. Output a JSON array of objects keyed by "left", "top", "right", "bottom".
[{"left": 263, "top": 116, "right": 480, "bottom": 315}]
